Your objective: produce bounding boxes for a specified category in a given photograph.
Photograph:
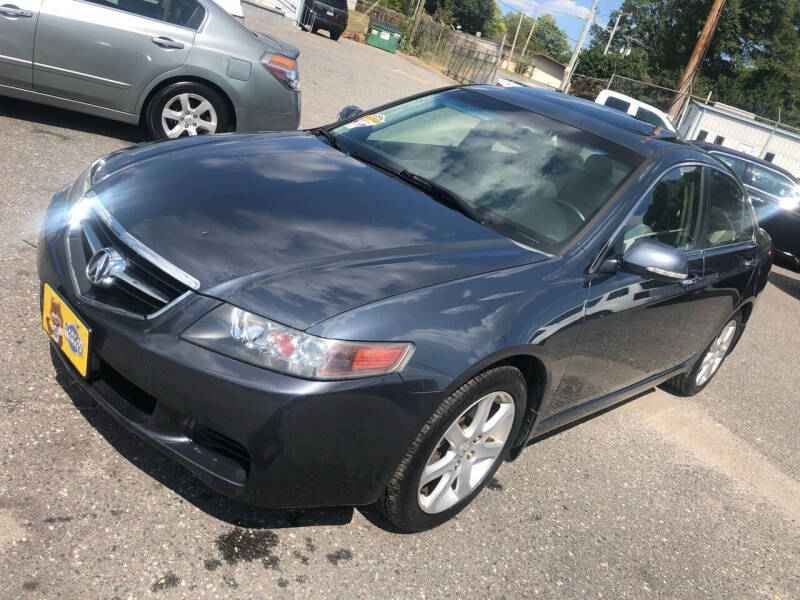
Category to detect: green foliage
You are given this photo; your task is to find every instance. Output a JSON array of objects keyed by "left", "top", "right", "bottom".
[
  {"left": 504, "top": 13, "right": 571, "bottom": 63},
  {"left": 482, "top": 3, "right": 507, "bottom": 40},
  {"left": 424, "top": 0, "right": 497, "bottom": 34},
  {"left": 577, "top": 0, "right": 800, "bottom": 126}
]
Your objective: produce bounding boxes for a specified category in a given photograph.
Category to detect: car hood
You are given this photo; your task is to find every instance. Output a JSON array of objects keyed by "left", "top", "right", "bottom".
[{"left": 90, "top": 133, "right": 547, "bottom": 329}]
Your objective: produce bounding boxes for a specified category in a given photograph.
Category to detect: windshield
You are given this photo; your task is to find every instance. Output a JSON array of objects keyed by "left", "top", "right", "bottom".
[{"left": 330, "top": 89, "right": 641, "bottom": 251}]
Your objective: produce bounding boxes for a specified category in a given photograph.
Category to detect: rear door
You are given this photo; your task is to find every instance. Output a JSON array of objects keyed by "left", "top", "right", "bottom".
[
  {"left": 33, "top": 0, "right": 201, "bottom": 113},
  {"left": 0, "top": 0, "right": 42, "bottom": 89},
  {"left": 681, "top": 167, "right": 758, "bottom": 354}
]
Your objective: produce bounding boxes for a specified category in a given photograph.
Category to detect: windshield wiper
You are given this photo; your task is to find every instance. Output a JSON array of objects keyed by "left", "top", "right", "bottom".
[
  {"left": 397, "top": 170, "right": 485, "bottom": 225},
  {"left": 345, "top": 150, "right": 485, "bottom": 225},
  {"left": 313, "top": 128, "right": 345, "bottom": 153}
]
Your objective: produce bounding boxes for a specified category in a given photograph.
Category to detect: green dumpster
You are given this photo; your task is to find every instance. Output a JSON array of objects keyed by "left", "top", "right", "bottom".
[{"left": 366, "top": 19, "right": 402, "bottom": 53}]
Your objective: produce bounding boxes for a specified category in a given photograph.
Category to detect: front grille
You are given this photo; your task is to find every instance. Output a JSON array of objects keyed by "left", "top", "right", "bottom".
[
  {"left": 188, "top": 422, "right": 251, "bottom": 472},
  {"left": 66, "top": 196, "right": 198, "bottom": 318}
]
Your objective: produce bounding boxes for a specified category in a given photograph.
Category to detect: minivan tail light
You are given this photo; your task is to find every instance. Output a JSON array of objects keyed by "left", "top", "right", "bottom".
[{"left": 263, "top": 55, "right": 299, "bottom": 90}]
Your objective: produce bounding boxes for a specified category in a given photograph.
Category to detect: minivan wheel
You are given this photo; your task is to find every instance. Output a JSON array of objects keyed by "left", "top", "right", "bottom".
[
  {"left": 145, "top": 82, "right": 230, "bottom": 140},
  {"left": 378, "top": 366, "right": 526, "bottom": 532},
  {"left": 330, "top": 30, "right": 341, "bottom": 41},
  {"left": 662, "top": 313, "right": 741, "bottom": 397}
]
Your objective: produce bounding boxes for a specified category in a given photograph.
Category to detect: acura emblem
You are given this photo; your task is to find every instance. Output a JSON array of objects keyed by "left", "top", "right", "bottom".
[{"left": 86, "top": 247, "right": 126, "bottom": 286}]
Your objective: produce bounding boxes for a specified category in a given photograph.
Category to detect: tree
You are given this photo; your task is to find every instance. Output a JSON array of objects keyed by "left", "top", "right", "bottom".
[
  {"left": 577, "top": 0, "right": 800, "bottom": 126},
  {"left": 503, "top": 13, "right": 571, "bottom": 63},
  {"left": 483, "top": 3, "right": 507, "bottom": 40},
  {"left": 424, "top": 0, "right": 497, "bottom": 34}
]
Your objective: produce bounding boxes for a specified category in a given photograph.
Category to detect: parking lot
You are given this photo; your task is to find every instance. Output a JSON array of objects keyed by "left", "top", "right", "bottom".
[{"left": 1, "top": 4, "right": 799, "bottom": 598}]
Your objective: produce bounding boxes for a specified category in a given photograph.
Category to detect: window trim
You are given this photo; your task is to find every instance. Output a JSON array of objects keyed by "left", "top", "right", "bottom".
[
  {"left": 74, "top": 0, "right": 209, "bottom": 32},
  {"left": 590, "top": 160, "right": 755, "bottom": 274}
]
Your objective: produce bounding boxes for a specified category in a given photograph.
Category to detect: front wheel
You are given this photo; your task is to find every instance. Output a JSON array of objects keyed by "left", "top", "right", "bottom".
[
  {"left": 662, "top": 313, "right": 741, "bottom": 397},
  {"left": 145, "top": 82, "right": 230, "bottom": 140},
  {"left": 378, "top": 366, "right": 527, "bottom": 532},
  {"left": 330, "top": 30, "right": 341, "bottom": 40}
]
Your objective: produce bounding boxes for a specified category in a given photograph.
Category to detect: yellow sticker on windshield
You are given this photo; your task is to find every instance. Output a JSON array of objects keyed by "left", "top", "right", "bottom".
[{"left": 345, "top": 114, "right": 385, "bottom": 129}]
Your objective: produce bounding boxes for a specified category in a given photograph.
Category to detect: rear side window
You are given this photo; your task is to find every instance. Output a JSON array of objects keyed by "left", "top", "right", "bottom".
[
  {"left": 603, "top": 96, "right": 631, "bottom": 113},
  {"left": 705, "top": 169, "right": 754, "bottom": 247},
  {"left": 617, "top": 166, "right": 703, "bottom": 254},
  {"left": 85, "top": 0, "right": 206, "bottom": 29}
]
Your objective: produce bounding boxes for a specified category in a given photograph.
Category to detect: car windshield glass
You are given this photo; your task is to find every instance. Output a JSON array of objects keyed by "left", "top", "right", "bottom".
[{"left": 330, "top": 89, "right": 641, "bottom": 251}]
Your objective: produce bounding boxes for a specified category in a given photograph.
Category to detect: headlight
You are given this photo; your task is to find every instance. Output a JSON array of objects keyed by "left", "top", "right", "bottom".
[
  {"left": 66, "top": 157, "right": 105, "bottom": 207},
  {"left": 181, "top": 304, "right": 414, "bottom": 380},
  {"left": 262, "top": 54, "right": 299, "bottom": 90}
]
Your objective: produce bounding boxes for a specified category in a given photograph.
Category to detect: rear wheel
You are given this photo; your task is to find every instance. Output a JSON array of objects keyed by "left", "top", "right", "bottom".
[
  {"left": 145, "top": 82, "right": 230, "bottom": 140},
  {"left": 662, "top": 313, "right": 741, "bottom": 397},
  {"left": 331, "top": 30, "right": 341, "bottom": 40},
  {"left": 378, "top": 366, "right": 526, "bottom": 532}
]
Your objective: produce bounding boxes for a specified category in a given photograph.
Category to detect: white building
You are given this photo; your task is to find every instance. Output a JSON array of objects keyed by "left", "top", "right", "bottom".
[{"left": 678, "top": 100, "right": 800, "bottom": 177}]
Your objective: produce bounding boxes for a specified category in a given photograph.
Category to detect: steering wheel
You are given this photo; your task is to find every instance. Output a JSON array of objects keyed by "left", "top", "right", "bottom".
[{"left": 553, "top": 200, "right": 586, "bottom": 224}]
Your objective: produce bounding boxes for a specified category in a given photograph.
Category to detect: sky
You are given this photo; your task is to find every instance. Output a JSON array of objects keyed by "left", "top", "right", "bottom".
[{"left": 497, "top": 0, "right": 624, "bottom": 49}]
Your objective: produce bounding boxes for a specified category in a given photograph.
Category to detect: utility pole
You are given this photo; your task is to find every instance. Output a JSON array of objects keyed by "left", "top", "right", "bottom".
[
  {"left": 603, "top": 11, "right": 629, "bottom": 55},
  {"left": 520, "top": 12, "right": 539, "bottom": 59},
  {"left": 667, "top": 0, "right": 727, "bottom": 119},
  {"left": 508, "top": 11, "right": 524, "bottom": 64},
  {"left": 559, "top": 0, "right": 598, "bottom": 93}
]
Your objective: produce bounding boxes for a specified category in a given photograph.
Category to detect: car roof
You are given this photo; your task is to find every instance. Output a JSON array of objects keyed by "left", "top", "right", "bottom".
[
  {"left": 692, "top": 141, "right": 798, "bottom": 182},
  {"left": 468, "top": 86, "right": 683, "bottom": 158}
]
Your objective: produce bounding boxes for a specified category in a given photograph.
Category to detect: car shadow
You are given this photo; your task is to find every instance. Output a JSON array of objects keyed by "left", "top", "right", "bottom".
[
  {"left": 1, "top": 96, "right": 146, "bottom": 143},
  {"left": 51, "top": 348, "right": 357, "bottom": 530},
  {"left": 769, "top": 269, "right": 800, "bottom": 301}
]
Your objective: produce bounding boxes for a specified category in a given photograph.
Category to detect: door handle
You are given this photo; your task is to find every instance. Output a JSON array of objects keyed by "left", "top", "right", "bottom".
[
  {"left": 0, "top": 5, "right": 34, "bottom": 17},
  {"left": 151, "top": 36, "right": 184, "bottom": 49},
  {"left": 679, "top": 275, "right": 701, "bottom": 288}
]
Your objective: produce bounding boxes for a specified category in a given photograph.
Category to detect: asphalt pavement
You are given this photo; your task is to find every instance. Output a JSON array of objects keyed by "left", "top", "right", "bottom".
[{"left": 0, "top": 5, "right": 798, "bottom": 599}]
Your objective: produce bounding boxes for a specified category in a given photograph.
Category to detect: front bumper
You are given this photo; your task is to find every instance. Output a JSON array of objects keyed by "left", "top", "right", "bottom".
[{"left": 38, "top": 187, "right": 431, "bottom": 508}]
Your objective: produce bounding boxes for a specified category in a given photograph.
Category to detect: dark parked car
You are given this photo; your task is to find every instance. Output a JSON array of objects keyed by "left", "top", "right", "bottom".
[
  {"left": 300, "top": 0, "right": 348, "bottom": 40},
  {"left": 39, "top": 87, "right": 770, "bottom": 532},
  {"left": 694, "top": 141, "right": 799, "bottom": 269}
]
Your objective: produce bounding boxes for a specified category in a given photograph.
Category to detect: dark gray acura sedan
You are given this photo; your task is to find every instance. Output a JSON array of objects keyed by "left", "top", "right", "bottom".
[{"left": 39, "top": 87, "right": 771, "bottom": 531}]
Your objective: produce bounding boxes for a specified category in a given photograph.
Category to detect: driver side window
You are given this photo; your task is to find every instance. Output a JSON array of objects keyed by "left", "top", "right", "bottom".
[{"left": 616, "top": 166, "right": 703, "bottom": 254}]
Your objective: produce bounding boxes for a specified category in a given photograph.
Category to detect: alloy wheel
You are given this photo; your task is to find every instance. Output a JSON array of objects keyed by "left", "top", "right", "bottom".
[
  {"left": 161, "top": 93, "right": 218, "bottom": 139},
  {"left": 418, "top": 391, "right": 515, "bottom": 514},
  {"left": 695, "top": 319, "right": 737, "bottom": 387}
]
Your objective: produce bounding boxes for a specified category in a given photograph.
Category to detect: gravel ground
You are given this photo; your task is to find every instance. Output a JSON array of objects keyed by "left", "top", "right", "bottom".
[{"left": 1, "top": 6, "right": 799, "bottom": 599}]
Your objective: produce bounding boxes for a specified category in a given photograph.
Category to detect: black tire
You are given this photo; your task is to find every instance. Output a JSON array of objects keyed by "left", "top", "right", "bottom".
[
  {"left": 330, "top": 30, "right": 342, "bottom": 40},
  {"left": 662, "top": 312, "right": 742, "bottom": 397},
  {"left": 378, "top": 366, "right": 527, "bottom": 532},
  {"left": 145, "top": 81, "right": 230, "bottom": 140}
]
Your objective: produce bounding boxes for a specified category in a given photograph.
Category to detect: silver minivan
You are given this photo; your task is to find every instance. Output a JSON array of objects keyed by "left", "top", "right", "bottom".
[{"left": 0, "top": 0, "right": 300, "bottom": 138}]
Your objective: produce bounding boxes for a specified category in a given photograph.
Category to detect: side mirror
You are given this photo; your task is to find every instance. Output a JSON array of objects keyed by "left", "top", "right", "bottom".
[
  {"left": 337, "top": 105, "right": 363, "bottom": 122},
  {"left": 620, "top": 238, "right": 688, "bottom": 281}
]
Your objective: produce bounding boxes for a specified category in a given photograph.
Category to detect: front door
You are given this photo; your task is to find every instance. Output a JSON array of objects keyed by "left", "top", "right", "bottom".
[
  {"left": 0, "top": 0, "right": 42, "bottom": 89},
  {"left": 33, "top": 0, "right": 199, "bottom": 113},
  {"left": 549, "top": 165, "right": 707, "bottom": 415}
]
